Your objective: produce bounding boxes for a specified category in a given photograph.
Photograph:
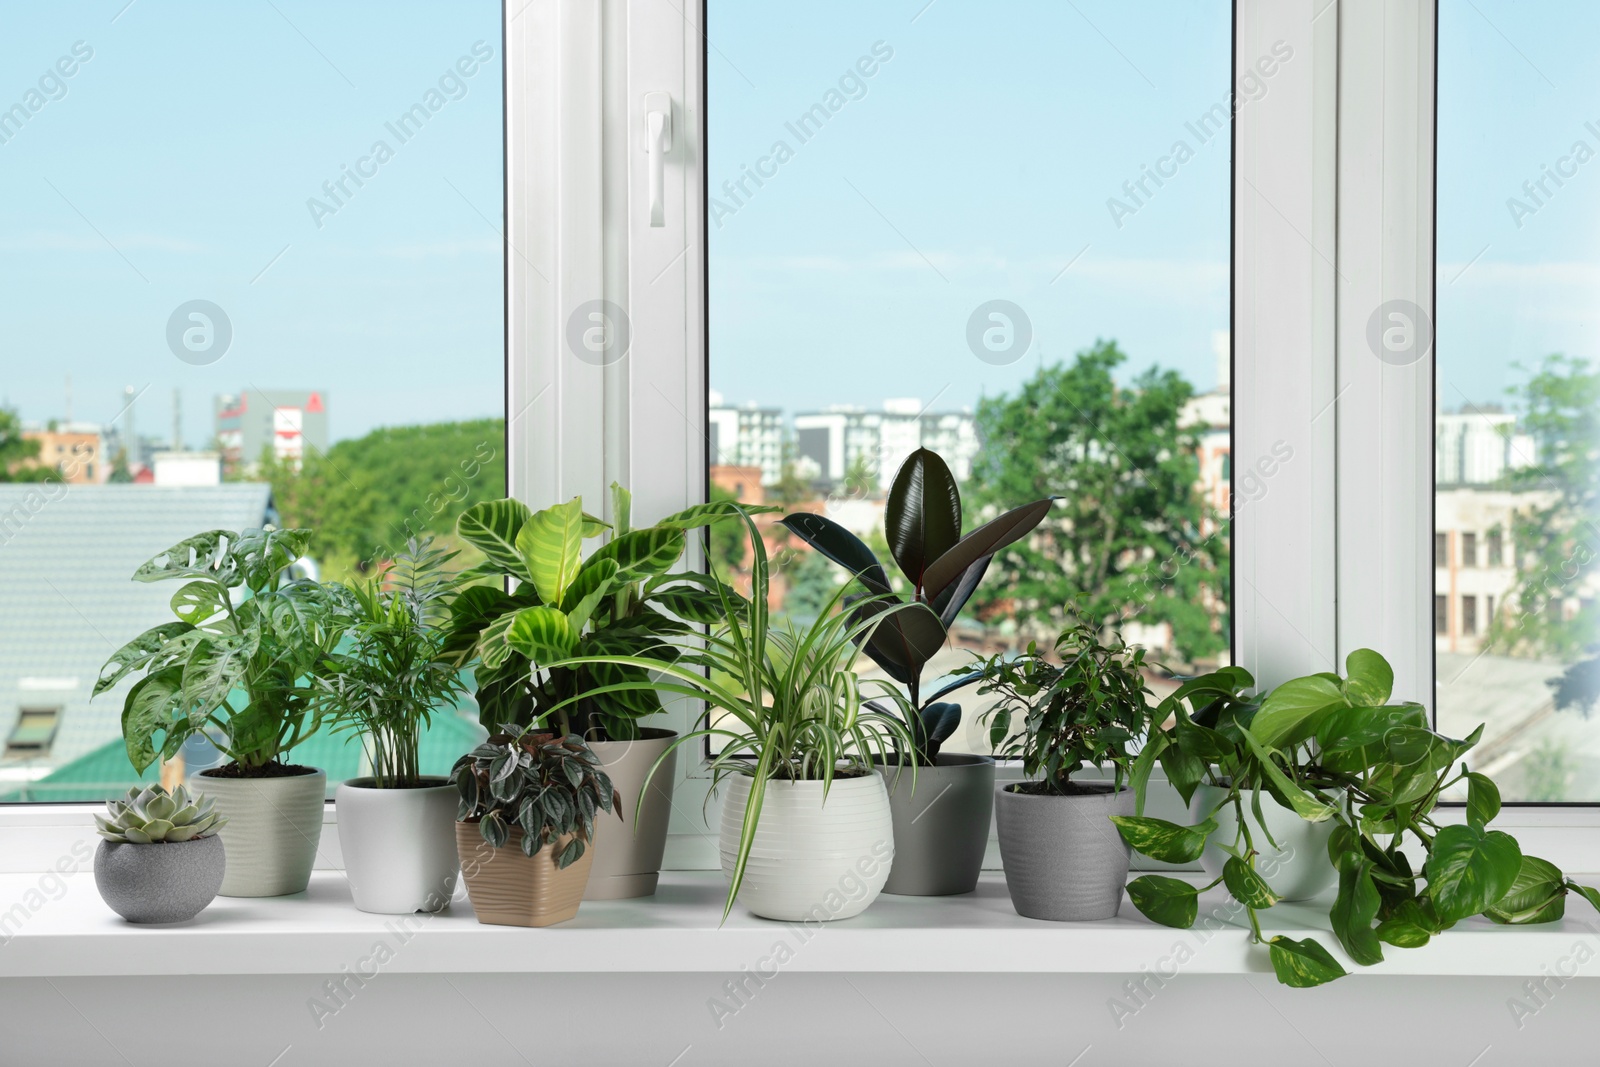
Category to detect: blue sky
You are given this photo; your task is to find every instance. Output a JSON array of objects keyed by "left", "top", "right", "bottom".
[{"left": 0, "top": 0, "right": 504, "bottom": 446}]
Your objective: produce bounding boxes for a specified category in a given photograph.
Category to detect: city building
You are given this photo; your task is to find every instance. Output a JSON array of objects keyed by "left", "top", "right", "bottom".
[
  {"left": 18, "top": 423, "right": 104, "bottom": 484},
  {"left": 214, "top": 389, "right": 329, "bottom": 474},
  {"left": 793, "top": 400, "right": 980, "bottom": 491},
  {"left": 707, "top": 392, "right": 784, "bottom": 485},
  {"left": 1180, "top": 330, "right": 1232, "bottom": 516},
  {"left": 1436, "top": 408, "right": 1536, "bottom": 487}
]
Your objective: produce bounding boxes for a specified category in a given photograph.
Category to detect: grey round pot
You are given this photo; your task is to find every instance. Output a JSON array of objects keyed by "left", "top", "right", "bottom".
[
  {"left": 197, "top": 767, "right": 326, "bottom": 897},
  {"left": 994, "top": 783, "right": 1135, "bottom": 921},
  {"left": 584, "top": 728, "right": 678, "bottom": 900},
  {"left": 878, "top": 753, "right": 995, "bottom": 896},
  {"left": 94, "top": 835, "right": 225, "bottom": 924},
  {"left": 337, "top": 777, "right": 459, "bottom": 914}
]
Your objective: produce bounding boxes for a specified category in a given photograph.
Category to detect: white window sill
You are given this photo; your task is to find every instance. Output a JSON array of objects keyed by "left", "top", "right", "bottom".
[{"left": 5, "top": 869, "right": 1598, "bottom": 980}]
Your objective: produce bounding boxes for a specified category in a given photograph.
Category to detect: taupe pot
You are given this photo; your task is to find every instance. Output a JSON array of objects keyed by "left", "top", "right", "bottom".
[
  {"left": 197, "top": 767, "right": 325, "bottom": 898},
  {"left": 995, "top": 783, "right": 1135, "bottom": 921},
  {"left": 878, "top": 753, "right": 995, "bottom": 896},
  {"left": 456, "top": 822, "right": 595, "bottom": 927},
  {"left": 584, "top": 728, "right": 678, "bottom": 900}
]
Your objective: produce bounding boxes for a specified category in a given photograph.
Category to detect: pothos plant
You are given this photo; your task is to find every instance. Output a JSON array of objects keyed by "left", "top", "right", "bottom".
[
  {"left": 782, "top": 448, "right": 1053, "bottom": 763},
  {"left": 96, "top": 528, "right": 349, "bottom": 776},
  {"left": 959, "top": 620, "right": 1154, "bottom": 795},
  {"left": 444, "top": 484, "right": 772, "bottom": 741},
  {"left": 1110, "top": 649, "right": 1600, "bottom": 988},
  {"left": 451, "top": 731, "right": 618, "bottom": 867}
]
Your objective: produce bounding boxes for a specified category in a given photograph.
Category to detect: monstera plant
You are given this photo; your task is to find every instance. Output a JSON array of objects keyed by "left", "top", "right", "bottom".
[
  {"left": 1113, "top": 650, "right": 1600, "bottom": 988},
  {"left": 782, "top": 448, "right": 1053, "bottom": 762},
  {"left": 445, "top": 484, "right": 767, "bottom": 741}
]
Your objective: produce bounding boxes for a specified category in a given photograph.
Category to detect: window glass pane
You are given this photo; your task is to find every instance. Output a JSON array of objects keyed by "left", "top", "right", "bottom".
[
  {"left": 1436, "top": 0, "right": 1600, "bottom": 801},
  {"left": 0, "top": 2, "right": 504, "bottom": 801},
  {"left": 707, "top": 1, "right": 1233, "bottom": 754}
]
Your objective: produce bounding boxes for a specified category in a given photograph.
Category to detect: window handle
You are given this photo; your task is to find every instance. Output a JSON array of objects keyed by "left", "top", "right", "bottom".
[{"left": 644, "top": 92, "right": 672, "bottom": 227}]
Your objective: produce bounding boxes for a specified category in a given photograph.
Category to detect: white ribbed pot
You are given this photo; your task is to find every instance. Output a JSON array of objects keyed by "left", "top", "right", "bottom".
[
  {"left": 1190, "top": 784, "right": 1339, "bottom": 901},
  {"left": 584, "top": 729, "right": 678, "bottom": 900},
  {"left": 336, "top": 777, "right": 459, "bottom": 914},
  {"left": 718, "top": 771, "right": 894, "bottom": 922},
  {"left": 197, "top": 768, "right": 326, "bottom": 897}
]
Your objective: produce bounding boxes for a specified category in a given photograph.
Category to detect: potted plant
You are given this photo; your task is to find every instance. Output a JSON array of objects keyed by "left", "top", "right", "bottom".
[
  {"left": 1114, "top": 649, "right": 1600, "bottom": 987},
  {"left": 781, "top": 447, "right": 1053, "bottom": 895},
  {"left": 446, "top": 484, "right": 765, "bottom": 900},
  {"left": 965, "top": 620, "right": 1154, "bottom": 921},
  {"left": 93, "top": 783, "right": 228, "bottom": 924},
  {"left": 555, "top": 507, "right": 917, "bottom": 922},
  {"left": 450, "top": 730, "right": 617, "bottom": 926},
  {"left": 96, "top": 527, "right": 348, "bottom": 897},
  {"left": 316, "top": 539, "right": 471, "bottom": 915}
]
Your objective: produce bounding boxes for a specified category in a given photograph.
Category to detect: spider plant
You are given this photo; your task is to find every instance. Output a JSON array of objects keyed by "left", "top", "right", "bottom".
[{"left": 544, "top": 506, "right": 919, "bottom": 919}]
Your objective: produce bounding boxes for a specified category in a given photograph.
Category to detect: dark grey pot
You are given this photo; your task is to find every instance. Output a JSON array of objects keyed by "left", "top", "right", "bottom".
[
  {"left": 879, "top": 753, "right": 995, "bottom": 896},
  {"left": 94, "top": 835, "right": 226, "bottom": 924},
  {"left": 994, "top": 783, "right": 1134, "bottom": 921}
]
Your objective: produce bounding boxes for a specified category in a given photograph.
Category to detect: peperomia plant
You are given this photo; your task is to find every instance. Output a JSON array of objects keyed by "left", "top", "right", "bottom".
[
  {"left": 444, "top": 484, "right": 770, "bottom": 741},
  {"left": 451, "top": 731, "right": 618, "bottom": 868},
  {"left": 96, "top": 528, "right": 348, "bottom": 776},
  {"left": 1111, "top": 649, "right": 1600, "bottom": 987},
  {"left": 782, "top": 448, "right": 1053, "bottom": 762},
  {"left": 961, "top": 620, "right": 1154, "bottom": 794}
]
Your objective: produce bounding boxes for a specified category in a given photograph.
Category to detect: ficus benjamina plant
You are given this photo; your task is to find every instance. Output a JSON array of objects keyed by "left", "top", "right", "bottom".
[
  {"left": 1110, "top": 649, "right": 1600, "bottom": 988},
  {"left": 781, "top": 447, "right": 1054, "bottom": 763}
]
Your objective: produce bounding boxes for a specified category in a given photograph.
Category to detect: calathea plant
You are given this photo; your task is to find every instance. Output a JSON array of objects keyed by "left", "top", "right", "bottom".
[
  {"left": 96, "top": 528, "right": 348, "bottom": 775},
  {"left": 445, "top": 484, "right": 770, "bottom": 740},
  {"left": 782, "top": 448, "right": 1053, "bottom": 762},
  {"left": 1112, "top": 650, "right": 1600, "bottom": 987}
]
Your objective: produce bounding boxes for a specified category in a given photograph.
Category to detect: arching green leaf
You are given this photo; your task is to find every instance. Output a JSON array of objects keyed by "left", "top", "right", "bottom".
[
  {"left": 1125, "top": 875, "right": 1200, "bottom": 928},
  {"left": 516, "top": 497, "right": 586, "bottom": 604},
  {"left": 1425, "top": 824, "right": 1522, "bottom": 923},
  {"left": 1268, "top": 936, "right": 1347, "bottom": 987},
  {"left": 1249, "top": 675, "right": 1347, "bottom": 749},
  {"left": 457, "top": 499, "right": 534, "bottom": 580},
  {"left": 591, "top": 526, "right": 687, "bottom": 581},
  {"left": 96, "top": 622, "right": 198, "bottom": 696},
  {"left": 1341, "top": 648, "right": 1394, "bottom": 706},
  {"left": 505, "top": 606, "right": 580, "bottom": 666}
]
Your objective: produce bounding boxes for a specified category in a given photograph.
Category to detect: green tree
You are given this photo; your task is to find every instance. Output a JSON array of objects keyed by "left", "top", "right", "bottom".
[
  {"left": 0, "top": 407, "right": 53, "bottom": 483},
  {"left": 1491, "top": 354, "right": 1600, "bottom": 660},
  {"left": 843, "top": 453, "right": 879, "bottom": 497},
  {"left": 966, "top": 340, "right": 1225, "bottom": 663},
  {"left": 707, "top": 480, "right": 748, "bottom": 577}
]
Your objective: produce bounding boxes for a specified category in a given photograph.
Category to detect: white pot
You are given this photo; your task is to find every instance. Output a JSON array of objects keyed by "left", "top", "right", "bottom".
[
  {"left": 1190, "top": 784, "right": 1339, "bottom": 901},
  {"left": 336, "top": 777, "right": 460, "bottom": 914},
  {"left": 717, "top": 771, "right": 893, "bottom": 922},
  {"left": 196, "top": 768, "right": 326, "bottom": 897}
]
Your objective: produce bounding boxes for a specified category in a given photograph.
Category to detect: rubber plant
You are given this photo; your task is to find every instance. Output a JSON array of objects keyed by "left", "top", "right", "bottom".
[
  {"left": 781, "top": 447, "right": 1053, "bottom": 763},
  {"left": 444, "top": 484, "right": 773, "bottom": 741},
  {"left": 96, "top": 527, "right": 349, "bottom": 776},
  {"left": 1111, "top": 649, "right": 1600, "bottom": 987},
  {"left": 542, "top": 505, "right": 919, "bottom": 920}
]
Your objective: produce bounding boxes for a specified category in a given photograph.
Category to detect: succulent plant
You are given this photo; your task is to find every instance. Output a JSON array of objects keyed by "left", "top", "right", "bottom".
[{"left": 95, "top": 784, "right": 228, "bottom": 844}]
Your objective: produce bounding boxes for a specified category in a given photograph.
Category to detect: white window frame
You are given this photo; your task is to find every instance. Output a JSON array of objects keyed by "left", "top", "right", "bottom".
[{"left": 5, "top": 0, "right": 1597, "bottom": 874}]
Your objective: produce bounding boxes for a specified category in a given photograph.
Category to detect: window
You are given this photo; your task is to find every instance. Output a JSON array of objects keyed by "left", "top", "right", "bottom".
[
  {"left": 1461, "top": 532, "right": 1477, "bottom": 568},
  {"left": 1436, "top": 0, "right": 1600, "bottom": 800},
  {"left": 1462, "top": 595, "right": 1477, "bottom": 637},
  {"left": 1434, "top": 532, "right": 1450, "bottom": 569},
  {"left": 1435, "top": 595, "right": 1450, "bottom": 636},
  {"left": 706, "top": 0, "right": 1234, "bottom": 754},
  {"left": 0, "top": 2, "right": 505, "bottom": 803}
]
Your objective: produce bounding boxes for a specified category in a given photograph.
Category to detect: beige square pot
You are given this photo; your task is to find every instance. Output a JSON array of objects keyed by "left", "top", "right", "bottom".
[{"left": 455, "top": 822, "right": 595, "bottom": 927}]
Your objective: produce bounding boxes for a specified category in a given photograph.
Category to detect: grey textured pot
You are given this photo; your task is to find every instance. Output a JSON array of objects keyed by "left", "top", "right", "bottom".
[
  {"left": 995, "top": 783, "right": 1135, "bottom": 921},
  {"left": 336, "top": 777, "right": 459, "bottom": 914},
  {"left": 585, "top": 728, "right": 678, "bottom": 900},
  {"left": 197, "top": 767, "right": 326, "bottom": 897},
  {"left": 879, "top": 753, "right": 995, "bottom": 896},
  {"left": 94, "top": 835, "right": 225, "bottom": 924}
]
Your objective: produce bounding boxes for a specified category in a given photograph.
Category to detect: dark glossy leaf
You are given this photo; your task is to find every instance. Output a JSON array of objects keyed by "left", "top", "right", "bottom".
[
  {"left": 1375, "top": 898, "right": 1437, "bottom": 947},
  {"left": 1466, "top": 771, "right": 1501, "bottom": 829},
  {"left": 779, "top": 513, "right": 891, "bottom": 593},
  {"left": 854, "top": 598, "right": 947, "bottom": 681},
  {"left": 885, "top": 448, "right": 962, "bottom": 589},
  {"left": 1425, "top": 824, "right": 1522, "bottom": 923},
  {"left": 1330, "top": 862, "right": 1385, "bottom": 966},
  {"left": 1223, "top": 856, "right": 1280, "bottom": 910},
  {"left": 920, "top": 498, "right": 1054, "bottom": 603},
  {"left": 1174, "top": 712, "right": 1232, "bottom": 761},
  {"left": 931, "top": 553, "right": 992, "bottom": 628},
  {"left": 1158, "top": 743, "right": 1205, "bottom": 807},
  {"left": 1125, "top": 875, "right": 1200, "bottom": 928},
  {"left": 920, "top": 702, "right": 962, "bottom": 745},
  {"left": 1109, "top": 815, "right": 1216, "bottom": 864},
  {"left": 1268, "top": 936, "right": 1347, "bottom": 987}
]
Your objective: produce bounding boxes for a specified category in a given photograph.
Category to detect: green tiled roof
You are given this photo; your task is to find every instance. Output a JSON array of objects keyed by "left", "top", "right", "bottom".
[
  {"left": 1, "top": 709, "right": 487, "bottom": 802},
  {"left": 0, "top": 485, "right": 273, "bottom": 775}
]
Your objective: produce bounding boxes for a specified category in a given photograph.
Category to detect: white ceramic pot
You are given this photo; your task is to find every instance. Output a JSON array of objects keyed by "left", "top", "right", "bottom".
[
  {"left": 584, "top": 729, "right": 678, "bottom": 900},
  {"left": 1190, "top": 784, "right": 1339, "bottom": 901},
  {"left": 336, "top": 777, "right": 459, "bottom": 914},
  {"left": 197, "top": 768, "right": 326, "bottom": 897},
  {"left": 718, "top": 771, "right": 893, "bottom": 922}
]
